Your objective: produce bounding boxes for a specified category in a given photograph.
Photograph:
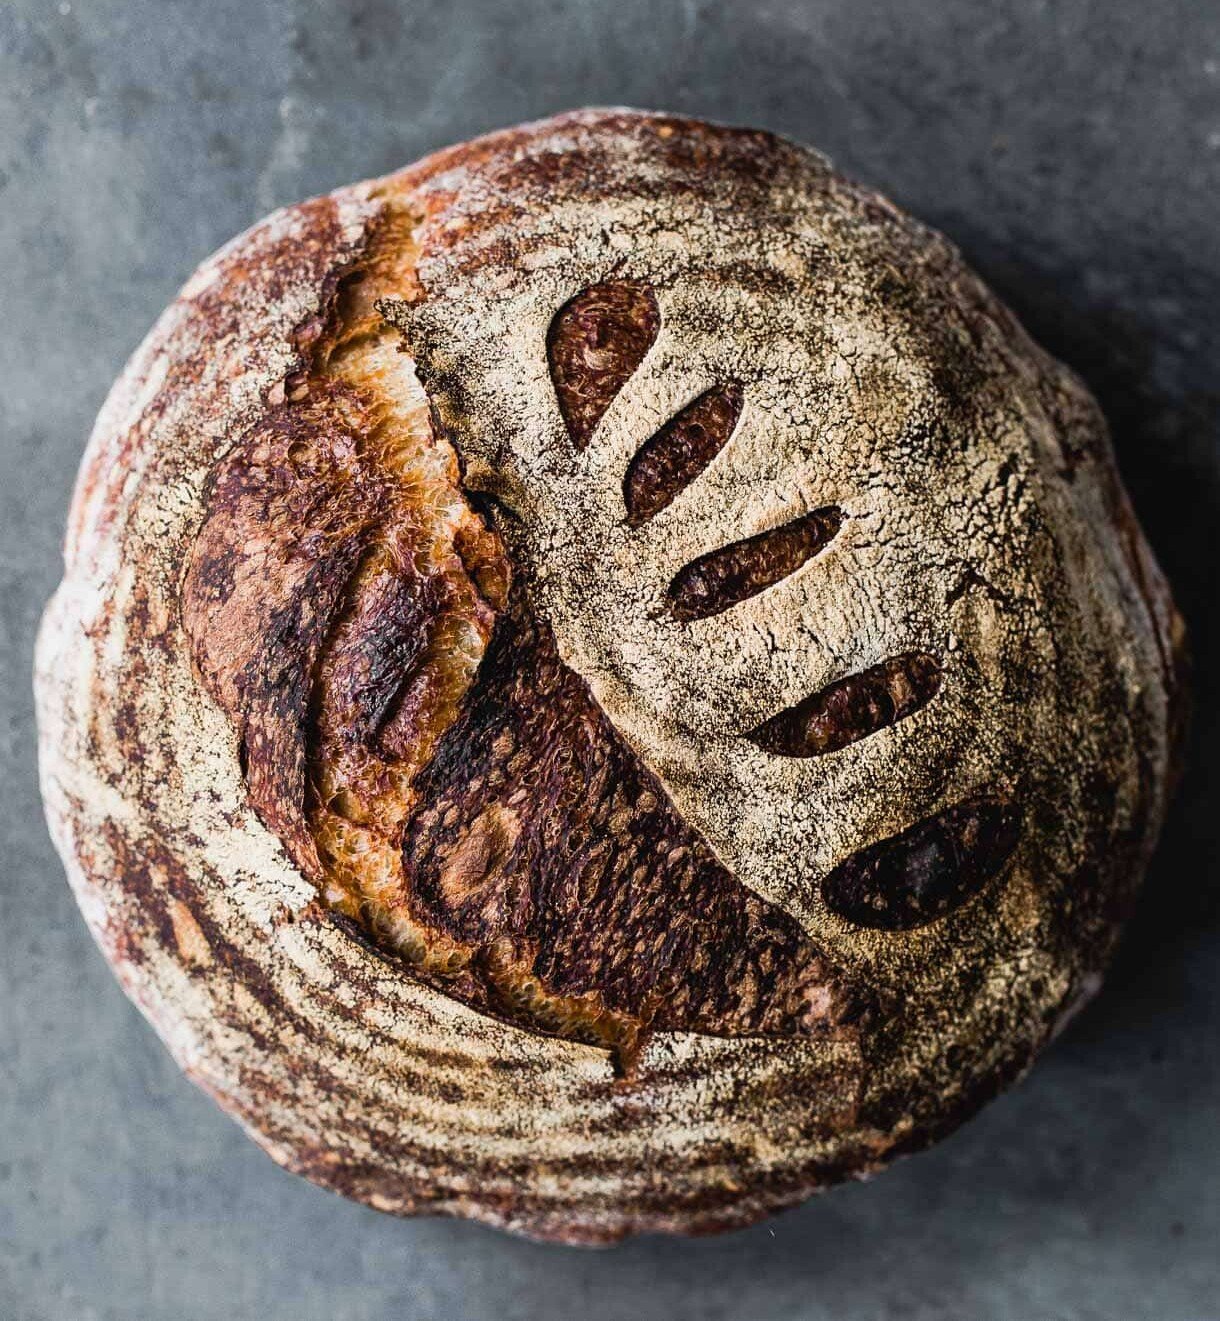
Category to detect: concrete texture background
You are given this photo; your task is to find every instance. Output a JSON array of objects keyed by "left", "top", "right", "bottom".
[{"left": 2, "top": 1, "right": 1218, "bottom": 1317}]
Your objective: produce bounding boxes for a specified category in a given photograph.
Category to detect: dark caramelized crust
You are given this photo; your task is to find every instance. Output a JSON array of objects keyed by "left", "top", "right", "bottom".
[
  {"left": 400, "top": 581, "right": 864, "bottom": 1054},
  {"left": 821, "top": 794, "right": 1022, "bottom": 930},
  {"left": 667, "top": 507, "right": 844, "bottom": 621},
  {"left": 623, "top": 382, "right": 744, "bottom": 525},
  {"left": 183, "top": 385, "right": 391, "bottom": 875},
  {"left": 749, "top": 652, "right": 943, "bottom": 757}
]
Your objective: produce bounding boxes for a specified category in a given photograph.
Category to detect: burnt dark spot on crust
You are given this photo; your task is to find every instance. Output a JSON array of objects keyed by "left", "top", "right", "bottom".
[
  {"left": 667, "top": 506, "right": 842, "bottom": 621},
  {"left": 749, "top": 652, "right": 942, "bottom": 757},
  {"left": 822, "top": 793, "right": 1021, "bottom": 930},
  {"left": 623, "top": 383, "right": 744, "bottom": 526},
  {"left": 547, "top": 281, "right": 660, "bottom": 449}
]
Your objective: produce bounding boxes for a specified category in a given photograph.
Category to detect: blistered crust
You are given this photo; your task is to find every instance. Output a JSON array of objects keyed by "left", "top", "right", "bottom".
[{"left": 36, "top": 109, "right": 1186, "bottom": 1242}]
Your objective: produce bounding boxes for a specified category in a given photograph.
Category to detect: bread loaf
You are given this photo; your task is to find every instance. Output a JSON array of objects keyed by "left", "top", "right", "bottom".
[{"left": 35, "top": 109, "right": 1187, "bottom": 1242}]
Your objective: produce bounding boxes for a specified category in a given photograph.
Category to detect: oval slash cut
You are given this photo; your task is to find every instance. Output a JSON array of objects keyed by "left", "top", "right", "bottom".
[
  {"left": 623, "top": 382, "right": 744, "bottom": 526},
  {"left": 667, "top": 507, "right": 843, "bottom": 621},
  {"left": 821, "top": 793, "right": 1021, "bottom": 930},
  {"left": 547, "top": 281, "right": 660, "bottom": 450},
  {"left": 748, "top": 652, "right": 942, "bottom": 757}
]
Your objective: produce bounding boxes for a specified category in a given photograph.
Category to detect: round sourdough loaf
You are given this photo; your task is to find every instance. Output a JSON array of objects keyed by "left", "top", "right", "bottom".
[{"left": 36, "top": 109, "right": 1187, "bottom": 1242}]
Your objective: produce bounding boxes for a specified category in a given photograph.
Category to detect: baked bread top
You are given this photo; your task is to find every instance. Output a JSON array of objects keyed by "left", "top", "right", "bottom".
[{"left": 36, "top": 109, "right": 1186, "bottom": 1242}]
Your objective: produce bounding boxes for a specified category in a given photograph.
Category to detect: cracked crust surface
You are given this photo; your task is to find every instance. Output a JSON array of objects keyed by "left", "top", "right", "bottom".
[{"left": 36, "top": 109, "right": 1186, "bottom": 1242}]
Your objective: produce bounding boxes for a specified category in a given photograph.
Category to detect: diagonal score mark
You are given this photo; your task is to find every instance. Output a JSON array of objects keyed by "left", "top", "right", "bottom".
[
  {"left": 667, "top": 507, "right": 843, "bottom": 622},
  {"left": 821, "top": 792, "right": 1021, "bottom": 930},
  {"left": 623, "top": 382, "right": 744, "bottom": 526},
  {"left": 747, "top": 652, "right": 942, "bottom": 757}
]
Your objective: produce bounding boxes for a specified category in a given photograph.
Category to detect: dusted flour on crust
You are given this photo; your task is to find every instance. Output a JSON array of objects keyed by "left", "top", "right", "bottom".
[{"left": 36, "top": 109, "right": 1187, "bottom": 1243}]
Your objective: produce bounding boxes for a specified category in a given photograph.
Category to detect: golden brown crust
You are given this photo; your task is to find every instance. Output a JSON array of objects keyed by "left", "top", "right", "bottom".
[{"left": 36, "top": 109, "right": 1187, "bottom": 1242}]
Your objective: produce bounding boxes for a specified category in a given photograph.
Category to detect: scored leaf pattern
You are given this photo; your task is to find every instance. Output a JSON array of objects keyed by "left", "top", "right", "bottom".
[
  {"left": 747, "top": 652, "right": 942, "bottom": 757},
  {"left": 545, "top": 280, "right": 1018, "bottom": 929},
  {"left": 821, "top": 795, "right": 1021, "bottom": 930}
]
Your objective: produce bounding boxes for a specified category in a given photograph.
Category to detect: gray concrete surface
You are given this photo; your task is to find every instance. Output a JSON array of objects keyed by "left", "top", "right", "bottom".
[{"left": 2, "top": 1, "right": 1218, "bottom": 1317}]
